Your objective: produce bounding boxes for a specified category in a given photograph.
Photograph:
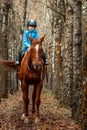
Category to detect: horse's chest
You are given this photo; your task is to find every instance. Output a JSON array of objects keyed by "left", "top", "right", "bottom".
[{"left": 25, "top": 72, "right": 41, "bottom": 83}]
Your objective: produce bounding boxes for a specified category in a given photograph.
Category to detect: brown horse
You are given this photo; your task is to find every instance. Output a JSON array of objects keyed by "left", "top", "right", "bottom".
[{"left": 18, "top": 35, "right": 46, "bottom": 123}]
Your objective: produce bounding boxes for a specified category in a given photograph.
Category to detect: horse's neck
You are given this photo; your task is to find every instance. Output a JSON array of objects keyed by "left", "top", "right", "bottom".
[{"left": 25, "top": 50, "right": 30, "bottom": 63}]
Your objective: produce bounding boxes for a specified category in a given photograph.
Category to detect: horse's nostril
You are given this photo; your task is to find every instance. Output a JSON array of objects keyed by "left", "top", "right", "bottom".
[
  {"left": 33, "top": 65, "right": 36, "bottom": 70},
  {"left": 38, "top": 65, "right": 40, "bottom": 70}
]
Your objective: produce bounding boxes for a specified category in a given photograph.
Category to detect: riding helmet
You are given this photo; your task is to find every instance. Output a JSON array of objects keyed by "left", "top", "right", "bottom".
[{"left": 27, "top": 20, "right": 37, "bottom": 28}]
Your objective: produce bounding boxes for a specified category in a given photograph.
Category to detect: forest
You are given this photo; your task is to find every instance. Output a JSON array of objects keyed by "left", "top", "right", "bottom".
[{"left": 0, "top": 0, "right": 87, "bottom": 130}]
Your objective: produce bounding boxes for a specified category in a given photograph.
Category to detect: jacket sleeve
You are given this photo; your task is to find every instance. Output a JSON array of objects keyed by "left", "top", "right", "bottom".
[
  {"left": 23, "top": 31, "right": 31, "bottom": 48},
  {"left": 35, "top": 30, "right": 39, "bottom": 38}
]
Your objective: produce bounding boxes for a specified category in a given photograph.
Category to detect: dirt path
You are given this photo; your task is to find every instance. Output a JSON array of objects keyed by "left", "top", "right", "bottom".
[{"left": 0, "top": 88, "right": 81, "bottom": 130}]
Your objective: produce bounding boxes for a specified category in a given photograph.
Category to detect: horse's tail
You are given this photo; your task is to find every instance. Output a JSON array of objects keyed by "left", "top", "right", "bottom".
[{"left": 0, "top": 60, "right": 18, "bottom": 70}]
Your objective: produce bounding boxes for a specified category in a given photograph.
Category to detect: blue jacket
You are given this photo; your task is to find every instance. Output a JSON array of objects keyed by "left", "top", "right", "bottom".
[{"left": 22, "top": 29, "right": 39, "bottom": 51}]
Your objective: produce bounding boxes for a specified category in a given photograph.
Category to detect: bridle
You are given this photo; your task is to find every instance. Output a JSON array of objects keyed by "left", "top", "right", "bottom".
[{"left": 25, "top": 45, "right": 43, "bottom": 73}]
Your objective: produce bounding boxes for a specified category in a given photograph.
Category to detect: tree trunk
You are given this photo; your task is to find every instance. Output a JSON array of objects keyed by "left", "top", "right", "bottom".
[
  {"left": 23, "top": 0, "right": 28, "bottom": 28},
  {"left": 71, "top": 0, "right": 82, "bottom": 124},
  {"left": 0, "top": 2, "right": 3, "bottom": 101},
  {"left": 82, "top": 1, "right": 87, "bottom": 128},
  {"left": 1, "top": 0, "right": 10, "bottom": 98},
  {"left": 54, "top": 0, "right": 65, "bottom": 99},
  {"left": 62, "top": 0, "right": 73, "bottom": 107}
]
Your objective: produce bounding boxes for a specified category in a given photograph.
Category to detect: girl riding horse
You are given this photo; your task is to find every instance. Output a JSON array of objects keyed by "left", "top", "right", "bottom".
[
  {"left": 16, "top": 20, "right": 48, "bottom": 65},
  {"left": 18, "top": 35, "right": 46, "bottom": 123}
]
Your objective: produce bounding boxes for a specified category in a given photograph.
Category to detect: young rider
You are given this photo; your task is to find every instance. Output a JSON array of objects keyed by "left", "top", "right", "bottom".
[{"left": 16, "top": 20, "right": 48, "bottom": 65}]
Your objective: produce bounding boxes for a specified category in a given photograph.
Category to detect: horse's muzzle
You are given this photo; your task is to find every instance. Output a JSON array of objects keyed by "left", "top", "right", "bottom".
[{"left": 32, "top": 61, "right": 42, "bottom": 71}]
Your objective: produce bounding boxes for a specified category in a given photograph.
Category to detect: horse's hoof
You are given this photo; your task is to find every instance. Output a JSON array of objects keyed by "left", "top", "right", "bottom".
[
  {"left": 24, "top": 116, "right": 29, "bottom": 124},
  {"left": 21, "top": 113, "right": 25, "bottom": 120},
  {"left": 35, "top": 117, "right": 40, "bottom": 124}
]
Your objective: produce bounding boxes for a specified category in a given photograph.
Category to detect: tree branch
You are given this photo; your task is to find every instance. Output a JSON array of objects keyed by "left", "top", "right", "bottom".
[{"left": 46, "top": 4, "right": 65, "bottom": 17}]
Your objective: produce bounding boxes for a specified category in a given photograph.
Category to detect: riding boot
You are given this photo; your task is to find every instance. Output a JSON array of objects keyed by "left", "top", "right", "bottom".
[
  {"left": 16, "top": 51, "right": 25, "bottom": 65},
  {"left": 42, "top": 51, "right": 49, "bottom": 65},
  {"left": 15, "top": 52, "right": 21, "bottom": 65}
]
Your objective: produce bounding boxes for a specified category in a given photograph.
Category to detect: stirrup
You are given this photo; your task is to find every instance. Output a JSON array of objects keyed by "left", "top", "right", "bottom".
[{"left": 45, "top": 59, "right": 49, "bottom": 65}]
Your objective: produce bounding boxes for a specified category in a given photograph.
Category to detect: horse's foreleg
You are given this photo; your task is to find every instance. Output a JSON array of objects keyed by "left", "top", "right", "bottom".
[
  {"left": 21, "top": 81, "right": 29, "bottom": 123},
  {"left": 32, "top": 85, "right": 36, "bottom": 115},
  {"left": 35, "top": 81, "right": 43, "bottom": 123}
]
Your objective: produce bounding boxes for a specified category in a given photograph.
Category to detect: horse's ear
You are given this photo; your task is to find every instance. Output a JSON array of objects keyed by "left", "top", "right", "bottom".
[
  {"left": 40, "top": 34, "right": 46, "bottom": 42},
  {"left": 28, "top": 36, "right": 33, "bottom": 43}
]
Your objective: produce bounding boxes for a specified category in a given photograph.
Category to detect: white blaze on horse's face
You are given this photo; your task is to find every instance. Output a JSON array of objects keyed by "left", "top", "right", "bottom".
[
  {"left": 35, "top": 44, "right": 39, "bottom": 59},
  {"left": 35, "top": 44, "right": 39, "bottom": 52}
]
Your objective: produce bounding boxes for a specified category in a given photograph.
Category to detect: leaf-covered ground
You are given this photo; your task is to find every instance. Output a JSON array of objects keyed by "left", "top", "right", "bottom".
[{"left": 0, "top": 87, "right": 81, "bottom": 130}]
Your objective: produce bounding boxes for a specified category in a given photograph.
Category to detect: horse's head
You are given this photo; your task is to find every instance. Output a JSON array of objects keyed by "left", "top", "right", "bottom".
[{"left": 28, "top": 35, "right": 46, "bottom": 71}]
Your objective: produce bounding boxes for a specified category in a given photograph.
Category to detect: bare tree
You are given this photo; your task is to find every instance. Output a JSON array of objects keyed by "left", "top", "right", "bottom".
[
  {"left": 61, "top": 0, "right": 73, "bottom": 106},
  {"left": 71, "top": 0, "right": 82, "bottom": 124},
  {"left": 1, "top": 0, "right": 11, "bottom": 98}
]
